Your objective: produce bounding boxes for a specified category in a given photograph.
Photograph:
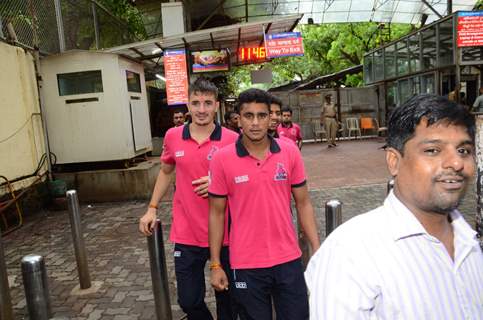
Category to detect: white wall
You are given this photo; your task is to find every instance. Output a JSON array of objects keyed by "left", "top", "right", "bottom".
[{"left": 0, "top": 42, "right": 46, "bottom": 195}]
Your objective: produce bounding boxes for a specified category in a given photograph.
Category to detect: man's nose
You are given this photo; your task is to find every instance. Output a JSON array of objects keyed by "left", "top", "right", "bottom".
[{"left": 442, "top": 150, "right": 464, "bottom": 172}]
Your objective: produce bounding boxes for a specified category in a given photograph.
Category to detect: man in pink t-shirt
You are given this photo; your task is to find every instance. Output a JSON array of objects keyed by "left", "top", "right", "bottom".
[
  {"left": 139, "top": 79, "right": 238, "bottom": 320},
  {"left": 208, "top": 88, "right": 320, "bottom": 319},
  {"left": 277, "top": 107, "right": 303, "bottom": 149}
]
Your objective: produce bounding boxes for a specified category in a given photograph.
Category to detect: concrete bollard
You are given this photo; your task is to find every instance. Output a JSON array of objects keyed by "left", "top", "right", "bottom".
[
  {"left": 66, "top": 190, "right": 91, "bottom": 289},
  {"left": 21, "top": 255, "right": 51, "bottom": 320},
  {"left": 387, "top": 179, "right": 395, "bottom": 195},
  {"left": 325, "top": 200, "right": 342, "bottom": 237},
  {"left": 0, "top": 232, "right": 13, "bottom": 320},
  {"left": 147, "top": 219, "right": 172, "bottom": 320}
]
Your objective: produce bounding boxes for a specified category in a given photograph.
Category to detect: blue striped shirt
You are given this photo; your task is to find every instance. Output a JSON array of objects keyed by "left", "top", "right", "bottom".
[{"left": 305, "top": 192, "right": 483, "bottom": 319}]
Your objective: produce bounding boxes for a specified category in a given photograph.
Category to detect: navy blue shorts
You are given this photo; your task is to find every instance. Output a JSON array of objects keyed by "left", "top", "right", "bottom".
[
  {"left": 174, "top": 244, "right": 236, "bottom": 320},
  {"left": 231, "top": 258, "right": 309, "bottom": 320}
]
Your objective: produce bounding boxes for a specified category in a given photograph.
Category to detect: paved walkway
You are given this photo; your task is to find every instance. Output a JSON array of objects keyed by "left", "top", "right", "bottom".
[{"left": 1, "top": 140, "right": 478, "bottom": 319}]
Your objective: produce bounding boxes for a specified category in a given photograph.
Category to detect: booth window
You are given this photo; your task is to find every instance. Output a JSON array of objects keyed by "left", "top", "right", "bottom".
[
  {"left": 57, "top": 70, "right": 103, "bottom": 96},
  {"left": 384, "top": 44, "right": 396, "bottom": 79},
  {"left": 374, "top": 49, "right": 384, "bottom": 82},
  {"left": 438, "top": 18, "right": 454, "bottom": 67},
  {"left": 421, "top": 28, "right": 436, "bottom": 70},
  {"left": 363, "top": 54, "right": 374, "bottom": 84},
  {"left": 396, "top": 39, "right": 409, "bottom": 76},
  {"left": 408, "top": 34, "right": 421, "bottom": 73},
  {"left": 126, "top": 71, "right": 142, "bottom": 93}
]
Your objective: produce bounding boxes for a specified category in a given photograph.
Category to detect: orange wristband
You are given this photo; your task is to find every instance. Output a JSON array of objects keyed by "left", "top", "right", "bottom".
[
  {"left": 209, "top": 262, "right": 222, "bottom": 270},
  {"left": 149, "top": 203, "right": 158, "bottom": 209}
]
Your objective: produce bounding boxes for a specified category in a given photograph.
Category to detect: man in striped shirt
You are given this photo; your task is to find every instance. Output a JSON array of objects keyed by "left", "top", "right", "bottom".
[{"left": 306, "top": 94, "right": 483, "bottom": 319}]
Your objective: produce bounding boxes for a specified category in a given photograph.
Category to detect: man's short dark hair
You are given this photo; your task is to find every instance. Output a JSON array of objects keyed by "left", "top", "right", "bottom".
[
  {"left": 173, "top": 110, "right": 184, "bottom": 115},
  {"left": 281, "top": 107, "right": 293, "bottom": 115},
  {"left": 236, "top": 88, "right": 271, "bottom": 113},
  {"left": 224, "top": 110, "right": 238, "bottom": 123},
  {"left": 387, "top": 94, "right": 475, "bottom": 154},
  {"left": 270, "top": 95, "right": 283, "bottom": 108},
  {"left": 189, "top": 78, "right": 218, "bottom": 99}
]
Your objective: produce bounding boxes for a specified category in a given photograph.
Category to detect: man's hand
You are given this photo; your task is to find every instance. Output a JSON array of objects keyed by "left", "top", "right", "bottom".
[
  {"left": 210, "top": 268, "right": 229, "bottom": 292},
  {"left": 193, "top": 176, "right": 209, "bottom": 198},
  {"left": 139, "top": 208, "right": 157, "bottom": 236}
]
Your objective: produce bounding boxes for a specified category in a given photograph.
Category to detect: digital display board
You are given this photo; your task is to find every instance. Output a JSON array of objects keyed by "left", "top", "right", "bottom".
[{"left": 238, "top": 47, "right": 267, "bottom": 63}]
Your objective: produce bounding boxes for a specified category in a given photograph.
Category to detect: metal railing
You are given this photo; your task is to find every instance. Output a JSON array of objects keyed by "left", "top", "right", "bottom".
[{"left": 0, "top": 0, "right": 139, "bottom": 54}]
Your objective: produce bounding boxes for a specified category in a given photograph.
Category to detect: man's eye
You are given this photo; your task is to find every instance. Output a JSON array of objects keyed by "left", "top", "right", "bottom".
[
  {"left": 458, "top": 148, "right": 472, "bottom": 155},
  {"left": 424, "top": 148, "right": 439, "bottom": 154}
]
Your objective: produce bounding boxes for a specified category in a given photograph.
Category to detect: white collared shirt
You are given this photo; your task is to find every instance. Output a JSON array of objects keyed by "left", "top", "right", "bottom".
[{"left": 305, "top": 191, "right": 483, "bottom": 320}]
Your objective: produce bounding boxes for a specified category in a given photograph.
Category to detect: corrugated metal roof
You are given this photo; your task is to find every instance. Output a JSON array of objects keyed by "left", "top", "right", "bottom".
[{"left": 104, "top": 14, "right": 302, "bottom": 68}]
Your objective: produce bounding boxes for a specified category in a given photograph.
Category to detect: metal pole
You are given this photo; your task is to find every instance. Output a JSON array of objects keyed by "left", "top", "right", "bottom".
[
  {"left": 66, "top": 190, "right": 91, "bottom": 289},
  {"left": 147, "top": 219, "right": 172, "bottom": 320},
  {"left": 0, "top": 232, "right": 13, "bottom": 320},
  {"left": 387, "top": 179, "right": 394, "bottom": 195},
  {"left": 21, "top": 255, "right": 51, "bottom": 320},
  {"left": 91, "top": 2, "right": 100, "bottom": 50},
  {"left": 53, "top": 0, "right": 65, "bottom": 52},
  {"left": 325, "top": 200, "right": 342, "bottom": 237}
]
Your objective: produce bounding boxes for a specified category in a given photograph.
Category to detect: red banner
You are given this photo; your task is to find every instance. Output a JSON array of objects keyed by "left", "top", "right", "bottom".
[
  {"left": 264, "top": 32, "right": 304, "bottom": 59},
  {"left": 164, "top": 49, "right": 189, "bottom": 105},
  {"left": 457, "top": 11, "right": 483, "bottom": 47}
]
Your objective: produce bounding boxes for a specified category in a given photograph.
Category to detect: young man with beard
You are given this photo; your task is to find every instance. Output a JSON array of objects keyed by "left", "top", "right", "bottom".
[
  {"left": 268, "top": 95, "right": 283, "bottom": 138},
  {"left": 139, "top": 78, "right": 238, "bottom": 320},
  {"left": 306, "top": 94, "right": 483, "bottom": 319},
  {"left": 277, "top": 107, "right": 303, "bottom": 149},
  {"left": 173, "top": 110, "right": 185, "bottom": 127},
  {"left": 208, "top": 88, "right": 320, "bottom": 320}
]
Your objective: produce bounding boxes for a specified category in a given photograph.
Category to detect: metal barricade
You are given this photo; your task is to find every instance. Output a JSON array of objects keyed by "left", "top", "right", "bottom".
[
  {"left": 325, "top": 200, "right": 342, "bottom": 237},
  {"left": 0, "top": 231, "right": 13, "bottom": 320},
  {"left": 21, "top": 255, "right": 51, "bottom": 320},
  {"left": 147, "top": 219, "right": 172, "bottom": 320},
  {"left": 66, "top": 190, "right": 91, "bottom": 289}
]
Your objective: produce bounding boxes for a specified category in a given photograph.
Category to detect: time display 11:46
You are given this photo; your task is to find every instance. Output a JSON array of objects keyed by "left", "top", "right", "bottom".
[{"left": 238, "top": 47, "right": 267, "bottom": 63}]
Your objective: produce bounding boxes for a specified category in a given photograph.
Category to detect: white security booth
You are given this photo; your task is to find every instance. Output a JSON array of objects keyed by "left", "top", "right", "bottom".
[{"left": 40, "top": 50, "right": 152, "bottom": 164}]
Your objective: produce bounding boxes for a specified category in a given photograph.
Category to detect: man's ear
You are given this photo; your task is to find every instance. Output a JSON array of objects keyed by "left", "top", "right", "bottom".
[{"left": 386, "top": 147, "right": 402, "bottom": 177}]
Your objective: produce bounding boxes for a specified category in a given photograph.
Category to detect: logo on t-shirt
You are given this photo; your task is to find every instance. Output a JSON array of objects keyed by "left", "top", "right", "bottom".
[
  {"left": 234, "top": 175, "right": 249, "bottom": 184},
  {"left": 174, "top": 251, "right": 181, "bottom": 257},
  {"left": 291, "top": 128, "right": 296, "bottom": 135},
  {"left": 235, "top": 282, "right": 247, "bottom": 289},
  {"left": 274, "top": 163, "right": 288, "bottom": 181},
  {"left": 175, "top": 150, "right": 184, "bottom": 158},
  {"left": 207, "top": 145, "right": 219, "bottom": 161}
]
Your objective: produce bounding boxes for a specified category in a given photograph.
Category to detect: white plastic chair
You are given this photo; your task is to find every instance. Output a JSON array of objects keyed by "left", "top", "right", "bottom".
[
  {"left": 346, "top": 118, "right": 361, "bottom": 139},
  {"left": 312, "top": 121, "right": 327, "bottom": 143}
]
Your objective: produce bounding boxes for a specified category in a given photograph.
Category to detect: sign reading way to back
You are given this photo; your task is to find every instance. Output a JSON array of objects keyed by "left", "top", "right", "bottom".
[
  {"left": 457, "top": 11, "right": 483, "bottom": 47},
  {"left": 164, "top": 49, "right": 189, "bottom": 105},
  {"left": 264, "top": 32, "right": 304, "bottom": 59}
]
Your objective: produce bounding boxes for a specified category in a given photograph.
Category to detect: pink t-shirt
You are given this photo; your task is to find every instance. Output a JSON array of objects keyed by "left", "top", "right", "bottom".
[
  {"left": 208, "top": 137, "right": 306, "bottom": 269},
  {"left": 161, "top": 123, "right": 238, "bottom": 247},
  {"left": 277, "top": 123, "right": 302, "bottom": 143}
]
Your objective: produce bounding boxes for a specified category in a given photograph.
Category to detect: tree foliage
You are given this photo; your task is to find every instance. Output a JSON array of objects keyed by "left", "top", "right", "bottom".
[
  {"left": 226, "top": 22, "right": 413, "bottom": 94},
  {"left": 97, "top": 0, "right": 147, "bottom": 39}
]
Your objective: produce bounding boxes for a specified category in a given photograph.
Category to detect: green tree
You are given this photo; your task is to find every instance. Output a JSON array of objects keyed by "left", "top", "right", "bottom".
[
  {"left": 97, "top": 0, "right": 146, "bottom": 39},
  {"left": 227, "top": 22, "right": 412, "bottom": 94}
]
